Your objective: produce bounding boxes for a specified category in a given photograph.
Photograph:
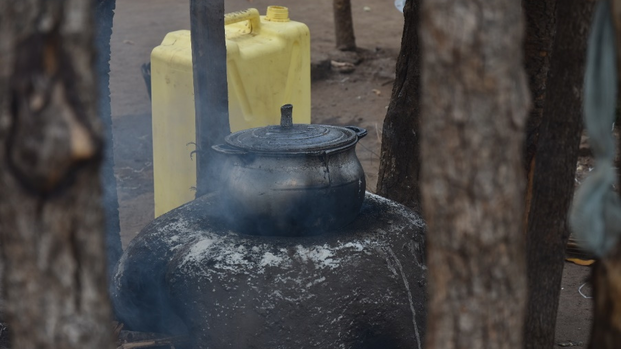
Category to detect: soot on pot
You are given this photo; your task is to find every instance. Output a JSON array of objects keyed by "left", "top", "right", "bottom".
[{"left": 212, "top": 104, "right": 368, "bottom": 236}]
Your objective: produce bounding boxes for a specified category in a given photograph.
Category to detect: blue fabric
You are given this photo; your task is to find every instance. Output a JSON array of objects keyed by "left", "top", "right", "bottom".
[{"left": 570, "top": 0, "right": 621, "bottom": 257}]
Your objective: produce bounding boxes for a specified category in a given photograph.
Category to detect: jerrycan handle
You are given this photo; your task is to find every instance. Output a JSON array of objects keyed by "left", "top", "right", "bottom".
[{"left": 224, "top": 8, "right": 261, "bottom": 34}]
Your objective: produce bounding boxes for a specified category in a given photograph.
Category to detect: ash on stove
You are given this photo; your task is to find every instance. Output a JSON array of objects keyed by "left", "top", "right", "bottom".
[{"left": 111, "top": 192, "right": 427, "bottom": 349}]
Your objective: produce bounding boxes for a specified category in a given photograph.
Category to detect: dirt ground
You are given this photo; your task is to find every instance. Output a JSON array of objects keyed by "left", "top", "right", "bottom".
[{"left": 109, "top": 0, "right": 592, "bottom": 346}]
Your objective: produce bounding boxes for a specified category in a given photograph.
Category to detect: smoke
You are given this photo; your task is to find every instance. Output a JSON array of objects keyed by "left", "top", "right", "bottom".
[
  {"left": 110, "top": 191, "right": 428, "bottom": 347},
  {"left": 104, "top": 4, "right": 374, "bottom": 342},
  {"left": 213, "top": 149, "right": 366, "bottom": 237},
  {"left": 93, "top": 0, "right": 123, "bottom": 280}
]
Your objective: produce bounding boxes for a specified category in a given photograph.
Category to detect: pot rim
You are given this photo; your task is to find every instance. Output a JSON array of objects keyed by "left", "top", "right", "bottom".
[
  {"left": 212, "top": 140, "right": 359, "bottom": 157},
  {"left": 223, "top": 124, "right": 364, "bottom": 153},
  {"left": 217, "top": 104, "right": 367, "bottom": 155}
]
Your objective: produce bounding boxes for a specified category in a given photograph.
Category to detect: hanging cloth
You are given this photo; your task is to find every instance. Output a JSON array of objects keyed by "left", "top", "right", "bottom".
[{"left": 570, "top": 0, "right": 621, "bottom": 258}]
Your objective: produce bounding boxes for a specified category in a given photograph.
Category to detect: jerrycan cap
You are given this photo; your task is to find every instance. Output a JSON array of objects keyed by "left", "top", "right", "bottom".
[{"left": 265, "top": 6, "right": 290, "bottom": 22}]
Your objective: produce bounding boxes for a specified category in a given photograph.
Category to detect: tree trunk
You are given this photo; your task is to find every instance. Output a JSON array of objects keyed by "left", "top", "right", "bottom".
[
  {"left": 376, "top": 0, "right": 422, "bottom": 212},
  {"left": 0, "top": 1, "right": 113, "bottom": 348},
  {"left": 420, "top": 0, "right": 530, "bottom": 348},
  {"left": 522, "top": 1, "right": 594, "bottom": 348},
  {"left": 522, "top": 0, "right": 556, "bottom": 194},
  {"left": 588, "top": 1, "right": 621, "bottom": 347},
  {"left": 94, "top": 0, "right": 123, "bottom": 279},
  {"left": 589, "top": 245, "right": 621, "bottom": 348},
  {"left": 333, "top": 0, "right": 356, "bottom": 51}
]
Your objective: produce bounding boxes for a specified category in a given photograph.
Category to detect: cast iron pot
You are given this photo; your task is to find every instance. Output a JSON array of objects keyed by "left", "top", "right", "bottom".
[{"left": 212, "top": 104, "right": 367, "bottom": 236}]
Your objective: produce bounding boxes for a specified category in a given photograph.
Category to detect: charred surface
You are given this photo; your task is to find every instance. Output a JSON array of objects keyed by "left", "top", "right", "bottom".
[
  {"left": 376, "top": 0, "right": 422, "bottom": 212},
  {"left": 94, "top": 0, "right": 123, "bottom": 279},
  {"left": 522, "top": 0, "right": 557, "bottom": 177},
  {"left": 523, "top": 1, "right": 594, "bottom": 348},
  {"left": 190, "top": 0, "right": 231, "bottom": 197},
  {"left": 111, "top": 193, "right": 427, "bottom": 349}
]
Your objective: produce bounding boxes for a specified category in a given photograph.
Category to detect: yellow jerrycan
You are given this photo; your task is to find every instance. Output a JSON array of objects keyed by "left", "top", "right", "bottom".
[{"left": 151, "top": 6, "right": 311, "bottom": 217}]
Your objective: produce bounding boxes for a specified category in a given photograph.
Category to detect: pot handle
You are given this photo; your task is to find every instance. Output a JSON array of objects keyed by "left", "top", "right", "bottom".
[
  {"left": 212, "top": 144, "right": 247, "bottom": 155},
  {"left": 345, "top": 126, "right": 368, "bottom": 140}
]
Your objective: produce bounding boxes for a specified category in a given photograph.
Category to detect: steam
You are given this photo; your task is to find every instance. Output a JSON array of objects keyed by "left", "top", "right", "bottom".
[
  {"left": 93, "top": 0, "right": 123, "bottom": 279},
  {"left": 110, "top": 192, "right": 428, "bottom": 345}
]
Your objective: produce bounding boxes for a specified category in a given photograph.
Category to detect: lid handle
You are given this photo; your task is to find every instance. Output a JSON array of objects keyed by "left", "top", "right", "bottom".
[
  {"left": 280, "top": 104, "right": 293, "bottom": 128},
  {"left": 345, "top": 126, "right": 368, "bottom": 139}
]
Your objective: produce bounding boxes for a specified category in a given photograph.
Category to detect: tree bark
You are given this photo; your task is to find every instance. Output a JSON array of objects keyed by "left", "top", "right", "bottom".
[
  {"left": 190, "top": 0, "right": 230, "bottom": 197},
  {"left": 0, "top": 1, "right": 113, "bottom": 348},
  {"left": 376, "top": 0, "right": 422, "bottom": 212},
  {"left": 589, "top": 245, "right": 621, "bottom": 348},
  {"left": 522, "top": 1, "right": 594, "bottom": 348},
  {"left": 522, "top": 0, "right": 556, "bottom": 199},
  {"left": 588, "top": 1, "right": 621, "bottom": 347},
  {"left": 333, "top": 0, "right": 356, "bottom": 51},
  {"left": 420, "top": 1, "right": 530, "bottom": 348}
]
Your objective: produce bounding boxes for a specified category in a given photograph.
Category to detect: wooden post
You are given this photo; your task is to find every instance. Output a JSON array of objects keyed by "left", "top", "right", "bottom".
[
  {"left": 189, "top": 0, "right": 230, "bottom": 197},
  {"left": 95, "top": 0, "right": 123, "bottom": 280},
  {"left": 333, "top": 0, "right": 356, "bottom": 51}
]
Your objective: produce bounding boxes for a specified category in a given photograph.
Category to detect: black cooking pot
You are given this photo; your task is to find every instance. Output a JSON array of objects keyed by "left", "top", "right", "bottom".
[{"left": 212, "top": 104, "right": 367, "bottom": 236}]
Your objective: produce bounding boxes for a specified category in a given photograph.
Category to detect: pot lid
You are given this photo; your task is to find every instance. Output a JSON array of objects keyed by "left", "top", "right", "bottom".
[{"left": 224, "top": 104, "right": 360, "bottom": 153}]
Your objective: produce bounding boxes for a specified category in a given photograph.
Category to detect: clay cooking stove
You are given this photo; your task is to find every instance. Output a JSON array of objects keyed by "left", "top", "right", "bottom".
[{"left": 111, "top": 107, "right": 427, "bottom": 349}]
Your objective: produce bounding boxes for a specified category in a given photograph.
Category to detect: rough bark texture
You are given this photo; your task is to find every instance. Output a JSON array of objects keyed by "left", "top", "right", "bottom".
[
  {"left": 333, "top": 0, "right": 356, "bottom": 51},
  {"left": 0, "top": 1, "right": 113, "bottom": 348},
  {"left": 522, "top": 0, "right": 556, "bottom": 229},
  {"left": 94, "top": 0, "right": 123, "bottom": 278},
  {"left": 376, "top": 0, "right": 421, "bottom": 212},
  {"left": 522, "top": 1, "right": 594, "bottom": 348},
  {"left": 589, "top": 247, "right": 621, "bottom": 348},
  {"left": 420, "top": 1, "right": 530, "bottom": 348},
  {"left": 522, "top": 0, "right": 556, "bottom": 179},
  {"left": 190, "top": 0, "right": 230, "bottom": 197},
  {"left": 588, "top": 1, "right": 621, "bottom": 347}
]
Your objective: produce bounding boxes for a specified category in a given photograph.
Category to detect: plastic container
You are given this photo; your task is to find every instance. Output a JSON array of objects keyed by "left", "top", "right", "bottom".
[{"left": 151, "top": 6, "right": 311, "bottom": 217}]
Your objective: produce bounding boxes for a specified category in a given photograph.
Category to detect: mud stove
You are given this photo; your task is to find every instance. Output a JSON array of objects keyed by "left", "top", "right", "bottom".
[
  {"left": 111, "top": 108, "right": 427, "bottom": 348},
  {"left": 112, "top": 192, "right": 426, "bottom": 349}
]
